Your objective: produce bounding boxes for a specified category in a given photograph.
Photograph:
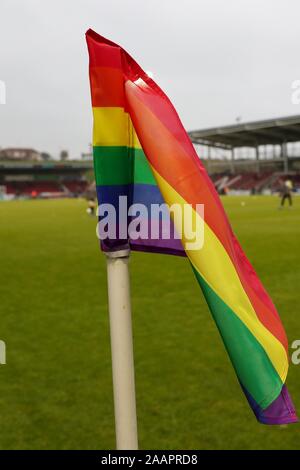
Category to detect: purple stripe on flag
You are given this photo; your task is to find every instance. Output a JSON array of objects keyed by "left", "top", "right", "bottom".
[
  {"left": 96, "top": 184, "right": 186, "bottom": 255},
  {"left": 242, "top": 384, "right": 298, "bottom": 425}
]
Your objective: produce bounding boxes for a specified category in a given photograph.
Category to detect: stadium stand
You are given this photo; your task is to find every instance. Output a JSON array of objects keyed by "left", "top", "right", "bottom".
[
  {"left": 0, "top": 160, "right": 92, "bottom": 199},
  {"left": 189, "top": 114, "right": 300, "bottom": 194},
  {"left": 270, "top": 173, "right": 300, "bottom": 192},
  {"left": 63, "top": 181, "right": 90, "bottom": 193},
  {"left": 211, "top": 171, "right": 300, "bottom": 194},
  {"left": 228, "top": 172, "right": 272, "bottom": 191},
  {"left": 1, "top": 163, "right": 300, "bottom": 198},
  {"left": 1, "top": 124, "right": 300, "bottom": 199}
]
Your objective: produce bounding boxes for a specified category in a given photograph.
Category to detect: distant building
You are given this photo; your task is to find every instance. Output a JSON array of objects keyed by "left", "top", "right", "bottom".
[{"left": 0, "top": 148, "right": 42, "bottom": 161}]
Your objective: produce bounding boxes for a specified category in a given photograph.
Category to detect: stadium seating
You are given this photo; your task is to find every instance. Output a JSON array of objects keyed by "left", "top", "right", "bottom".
[
  {"left": 4, "top": 180, "right": 89, "bottom": 197},
  {"left": 212, "top": 171, "right": 300, "bottom": 193},
  {"left": 4, "top": 172, "right": 300, "bottom": 197},
  {"left": 271, "top": 174, "right": 300, "bottom": 191},
  {"left": 63, "top": 181, "right": 89, "bottom": 193}
]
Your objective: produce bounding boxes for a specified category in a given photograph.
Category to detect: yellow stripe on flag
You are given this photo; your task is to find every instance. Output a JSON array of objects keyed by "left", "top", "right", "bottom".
[
  {"left": 152, "top": 166, "right": 288, "bottom": 383},
  {"left": 92, "top": 107, "right": 141, "bottom": 148}
]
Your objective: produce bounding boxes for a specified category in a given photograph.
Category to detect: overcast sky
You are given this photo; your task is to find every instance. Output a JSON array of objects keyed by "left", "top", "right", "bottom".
[{"left": 1, "top": 0, "right": 300, "bottom": 158}]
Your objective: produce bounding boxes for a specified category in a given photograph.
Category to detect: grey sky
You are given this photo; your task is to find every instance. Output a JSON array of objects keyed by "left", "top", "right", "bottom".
[{"left": 1, "top": 0, "right": 300, "bottom": 158}]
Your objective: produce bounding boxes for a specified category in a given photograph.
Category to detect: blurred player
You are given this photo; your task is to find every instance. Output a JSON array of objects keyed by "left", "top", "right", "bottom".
[
  {"left": 280, "top": 178, "right": 293, "bottom": 208},
  {"left": 87, "top": 197, "right": 96, "bottom": 216}
]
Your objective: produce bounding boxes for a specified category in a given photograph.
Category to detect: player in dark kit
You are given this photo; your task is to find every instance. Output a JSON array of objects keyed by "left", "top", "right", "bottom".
[{"left": 280, "top": 179, "right": 293, "bottom": 207}]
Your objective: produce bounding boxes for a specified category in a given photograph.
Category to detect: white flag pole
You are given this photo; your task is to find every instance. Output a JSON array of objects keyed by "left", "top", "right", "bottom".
[{"left": 105, "top": 249, "right": 138, "bottom": 450}]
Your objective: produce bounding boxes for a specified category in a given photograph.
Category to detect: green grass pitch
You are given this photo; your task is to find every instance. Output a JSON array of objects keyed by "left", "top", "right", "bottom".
[{"left": 0, "top": 195, "right": 299, "bottom": 449}]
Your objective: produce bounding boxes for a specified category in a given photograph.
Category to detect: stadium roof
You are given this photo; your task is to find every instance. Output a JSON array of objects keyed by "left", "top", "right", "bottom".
[{"left": 188, "top": 114, "right": 300, "bottom": 149}]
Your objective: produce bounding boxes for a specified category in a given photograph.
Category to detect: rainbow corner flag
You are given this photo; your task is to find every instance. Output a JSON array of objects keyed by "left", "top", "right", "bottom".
[{"left": 86, "top": 29, "right": 297, "bottom": 425}]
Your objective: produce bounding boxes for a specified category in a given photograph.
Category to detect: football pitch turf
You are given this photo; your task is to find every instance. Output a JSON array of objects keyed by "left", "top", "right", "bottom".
[{"left": 0, "top": 195, "right": 299, "bottom": 449}]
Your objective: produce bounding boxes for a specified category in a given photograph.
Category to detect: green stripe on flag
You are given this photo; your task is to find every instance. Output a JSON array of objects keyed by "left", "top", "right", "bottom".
[
  {"left": 93, "top": 146, "right": 132, "bottom": 185},
  {"left": 93, "top": 146, "right": 156, "bottom": 186},
  {"left": 133, "top": 148, "right": 156, "bottom": 185},
  {"left": 191, "top": 265, "right": 283, "bottom": 409}
]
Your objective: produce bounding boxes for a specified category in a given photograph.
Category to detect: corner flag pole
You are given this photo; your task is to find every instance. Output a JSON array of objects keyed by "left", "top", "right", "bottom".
[{"left": 105, "top": 249, "right": 138, "bottom": 450}]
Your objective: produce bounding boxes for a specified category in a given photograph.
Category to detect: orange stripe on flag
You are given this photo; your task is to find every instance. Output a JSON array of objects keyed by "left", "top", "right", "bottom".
[{"left": 125, "top": 78, "right": 288, "bottom": 353}]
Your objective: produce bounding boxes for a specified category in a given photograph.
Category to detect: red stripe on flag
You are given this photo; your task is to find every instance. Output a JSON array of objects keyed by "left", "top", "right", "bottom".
[
  {"left": 86, "top": 29, "right": 122, "bottom": 69},
  {"left": 90, "top": 67, "right": 125, "bottom": 107}
]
